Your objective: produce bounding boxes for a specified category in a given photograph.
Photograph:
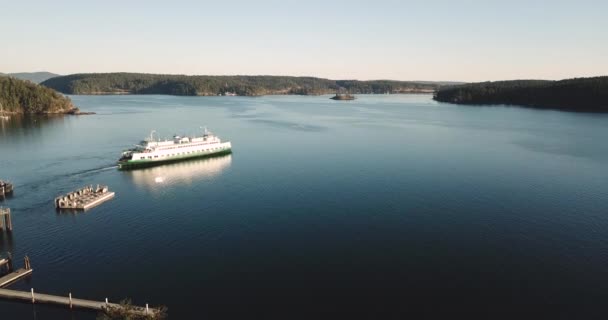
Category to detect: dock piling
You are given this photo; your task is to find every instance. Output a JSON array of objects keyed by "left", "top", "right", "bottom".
[
  {"left": 69, "top": 292, "right": 73, "bottom": 308},
  {"left": 0, "top": 252, "right": 13, "bottom": 273},
  {"left": 7, "top": 252, "right": 13, "bottom": 272},
  {"left": 31, "top": 288, "right": 35, "bottom": 303},
  {"left": 0, "top": 180, "right": 13, "bottom": 197},
  {"left": 23, "top": 255, "right": 31, "bottom": 270},
  {"left": 0, "top": 208, "right": 12, "bottom": 232}
]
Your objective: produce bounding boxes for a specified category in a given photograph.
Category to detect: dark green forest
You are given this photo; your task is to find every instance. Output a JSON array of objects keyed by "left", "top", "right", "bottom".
[
  {"left": 41, "top": 73, "right": 442, "bottom": 96},
  {"left": 0, "top": 76, "right": 75, "bottom": 113},
  {"left": 433, "top": 77, "right": 608, "bottom": 112}
]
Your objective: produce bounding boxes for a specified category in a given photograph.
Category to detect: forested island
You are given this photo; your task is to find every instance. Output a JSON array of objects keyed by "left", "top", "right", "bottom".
[
  {"left": 0, "top": 76, "right": 83, "bottom": 114},
  {"left": 433, "top": 76, "right": 608, "bottom": 112},
  {"left": 331, "top": 93, "right": 356, "bottom": 100},
  {"left": 41, "top": 73, "right": 446, "bottom": 96}
]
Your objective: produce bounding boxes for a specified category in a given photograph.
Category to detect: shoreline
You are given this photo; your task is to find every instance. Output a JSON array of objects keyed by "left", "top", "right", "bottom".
[
  {"left": 64, "top": 91, "right": 436, "bottom": 97},
  {"left": 0, "top": 109, "right": 96, "bottom": 116}
]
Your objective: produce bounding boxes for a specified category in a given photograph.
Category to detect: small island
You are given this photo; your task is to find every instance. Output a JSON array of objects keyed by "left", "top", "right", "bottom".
[
  {"left": 330, "top": 93, "right": 356, "bottom": 100},
  {"left": 0, "top": 76, "right": 93, "bottom": 115}
]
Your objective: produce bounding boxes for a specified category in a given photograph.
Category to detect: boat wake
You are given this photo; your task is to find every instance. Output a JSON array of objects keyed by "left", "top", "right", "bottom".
[
  {"left": 71, "top": 164, "right": 118, "bottom": 177},
  {"left": 18, "top": 163, "right": 118, "bottom": 191},
  {"left": 7, "top": 163, "right": 118, "bottom": 212}
]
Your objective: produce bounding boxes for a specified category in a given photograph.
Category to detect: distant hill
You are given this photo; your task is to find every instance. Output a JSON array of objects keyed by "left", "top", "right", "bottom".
[
  {"left": 0, "top": 76, "right": 76, "bottom": 114},
  {"left": 433, "top": 76, "right": 608, "bottom": 112},
  {"left": 41, "top": 73, "right": 446, "bottom": 96},
  {"left": 6, "top": 72, "right": 60, "bottom": 84}
]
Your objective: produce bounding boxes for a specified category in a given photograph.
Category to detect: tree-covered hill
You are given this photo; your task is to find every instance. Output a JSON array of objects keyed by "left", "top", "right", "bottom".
[
  {"left": 433, "top": 77, "right": 608, "bottom": 112},
  {"left": 41, "top": 73, "right": 443, "bottom": 96},
  {"left": 0, "top": 76, "right": 76, "bottom": 113}
]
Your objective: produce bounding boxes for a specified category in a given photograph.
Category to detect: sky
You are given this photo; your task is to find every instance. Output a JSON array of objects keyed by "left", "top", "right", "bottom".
[{"left": 1, "top": 0, "right": 607, "bottom": 82}]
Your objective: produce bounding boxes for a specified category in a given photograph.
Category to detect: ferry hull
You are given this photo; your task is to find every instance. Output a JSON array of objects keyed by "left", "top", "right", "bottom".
[{"left": 118, "top": 149, "right": 232, "bottom": 170}]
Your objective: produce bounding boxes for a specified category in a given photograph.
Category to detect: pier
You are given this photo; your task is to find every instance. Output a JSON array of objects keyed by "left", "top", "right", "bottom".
[
  {"left": 0, "top": 256, "right": 32, "bottom": 288},
  {"left": 55, "top": 185, "right": 115, "bottom": 210},
  {"left": 0, "top": 288, "right": 160, "bottom": 316},
  {"left": 0, "top": 180, "right": 13, "bottom": 197},
  {"left": 0, "top": 208, "right": 12, "bottom": 232},
  {"left": 0, "top": 254, "right": 161, "bottom": 317}
]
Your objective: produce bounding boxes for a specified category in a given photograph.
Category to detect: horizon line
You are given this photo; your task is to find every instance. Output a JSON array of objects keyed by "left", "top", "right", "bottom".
[{"left": 4, "top": 70, "right": 608, "bottom": 83}]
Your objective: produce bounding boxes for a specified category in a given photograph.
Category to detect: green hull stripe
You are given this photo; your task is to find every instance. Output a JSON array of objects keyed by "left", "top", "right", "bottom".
[{"left": 118, "top": 149, "right": 232, "bottom": 170}]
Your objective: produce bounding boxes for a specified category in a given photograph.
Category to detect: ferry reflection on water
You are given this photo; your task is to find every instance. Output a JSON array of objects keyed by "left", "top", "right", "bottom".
[{"left": 126, "top": 154, "right": 232, "bottom": 189}]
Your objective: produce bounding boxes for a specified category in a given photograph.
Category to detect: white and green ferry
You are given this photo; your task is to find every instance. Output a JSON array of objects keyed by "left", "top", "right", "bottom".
[{"left": 118, "top": 128, "right": 232, "bottom": 170}]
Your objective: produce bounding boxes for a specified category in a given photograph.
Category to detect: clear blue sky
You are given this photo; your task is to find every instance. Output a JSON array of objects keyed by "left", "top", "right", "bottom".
[{"left": 1, "top": 0, "right": 606, "bottom": 81}]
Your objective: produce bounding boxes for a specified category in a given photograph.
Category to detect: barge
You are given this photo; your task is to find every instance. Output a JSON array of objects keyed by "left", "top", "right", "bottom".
[{"left": 55, "top": 185, "right": 115, "bottom": 210}]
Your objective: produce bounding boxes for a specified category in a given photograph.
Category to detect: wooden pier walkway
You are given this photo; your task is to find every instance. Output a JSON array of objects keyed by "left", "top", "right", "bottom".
[
  {"left": 0, "top": 268, "right": 32, "bottom": 288},
  {"left": 0, "top": 255, "right": 32, "bottom": 288},
  {"left": 0, "top": 255, "right": 160, "bottom": 317},
  {"left": 0, "top": 287, "right": 159, "bottom": 315}
]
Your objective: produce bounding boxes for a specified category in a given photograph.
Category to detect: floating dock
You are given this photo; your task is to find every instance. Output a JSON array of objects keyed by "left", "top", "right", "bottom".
[
  {"left": 55, "top": 185, "right": 115, "bottom": 210},
  {"left": 0, "top": 180, "right": 13, "bottom": 197}
]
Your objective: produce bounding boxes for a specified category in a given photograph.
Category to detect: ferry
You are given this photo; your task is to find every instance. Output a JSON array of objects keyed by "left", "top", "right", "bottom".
[{"left": 118, "top": 128, "right": 232, "bottom": 170}]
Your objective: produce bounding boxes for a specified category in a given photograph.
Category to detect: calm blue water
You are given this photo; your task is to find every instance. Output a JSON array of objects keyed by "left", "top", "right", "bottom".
[{"left": 1, "top": 94, "right": 608, "bottom": 318}]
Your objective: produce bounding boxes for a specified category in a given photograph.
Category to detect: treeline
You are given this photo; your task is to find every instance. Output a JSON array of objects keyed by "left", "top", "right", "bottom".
[
  {"left": 433, "top": 77, "right": 608, "bottom": 112},
  {"left": 0, "top": 76, "right": 75, "bottom": 113},
  {"left": 41, "top": 73, "right": 442, "bottom": 96}
]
